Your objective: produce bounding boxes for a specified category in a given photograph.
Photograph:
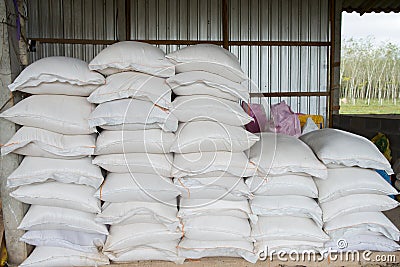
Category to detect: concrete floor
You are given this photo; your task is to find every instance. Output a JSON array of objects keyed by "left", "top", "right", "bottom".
[{"left": 107, "top": 254, "right": 400, "bottom": 267}]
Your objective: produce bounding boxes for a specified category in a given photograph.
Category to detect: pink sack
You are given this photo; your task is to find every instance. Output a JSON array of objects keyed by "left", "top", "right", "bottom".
[
  {"left": 270, "top": 100, "right": 301, "bottom": 137},
  {"left": 242, "top": 102, "right": 267, "bottom": 133}
]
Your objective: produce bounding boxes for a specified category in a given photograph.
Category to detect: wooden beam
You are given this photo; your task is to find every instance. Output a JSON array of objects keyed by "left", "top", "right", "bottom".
[
  {"left": 28, "top": 38, "right": 224, "bottom": 46},
  {"left": 250, "top": 92, "right": 330, "bottom": 97},
  {"left": 29, "top": 38, "right": 331, "bottom": 47},
  {"left": 222, "top": 0, "right": 229, "bottom": 49},
  {"left": 138, "top": 40, "right": 223, "bottom": 45},
  {"left": 229, "top": 41, "right": 331, "bottom": 46},
  {"left": 29, "top": 38, "right": 117, "bottom": 45}
]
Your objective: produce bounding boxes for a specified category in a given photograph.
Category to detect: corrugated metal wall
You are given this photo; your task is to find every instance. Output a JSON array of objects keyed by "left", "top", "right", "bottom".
[
  {"left": 233, "top": 45, "right": 328, "bottom": 117},
  {"left": 129, "top": 0, "right": 222, "bottom": 53},
  {"left": 228, "top": 0, "right": 329, "bottom": 117},
  {"left": 27, "top": 0, "right": 330, "bottom": 118},
  {"left": 229, "top": 0, "right": 329, "bottom": 41},
  {"left": 28, "top": 0, "right": 117, "bottom": 62}
]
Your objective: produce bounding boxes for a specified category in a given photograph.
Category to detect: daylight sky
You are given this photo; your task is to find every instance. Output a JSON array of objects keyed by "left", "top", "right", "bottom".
[{"left": 341, "top": 12, "right": 400, "bottom": 46}]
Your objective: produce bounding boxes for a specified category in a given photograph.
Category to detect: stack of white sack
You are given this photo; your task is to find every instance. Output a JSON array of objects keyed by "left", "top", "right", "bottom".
[
  {"left": 300, "top": 128, "right": 400, "bottom": 252},
  {"left": 247, "top": 132, "right": 329, "bottom": 257},
  {"left": 87, "top": 41, "right": 183, "bottom": 263},
  {"left": 0, "top": 57, "right": 109, "bottom": 266},
  {"left": 166, "top": 44, "right": 258, "bottom": 263}
]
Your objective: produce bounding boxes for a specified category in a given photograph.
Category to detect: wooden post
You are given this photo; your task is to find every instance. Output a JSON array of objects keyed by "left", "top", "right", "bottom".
[
  {"left": 332, "top": 0, "right": 342, "bottom": 116},
  {"left": 328, "top": 0, "right": 335, "bottom": 127},
  {"left": 0, "top": 0, "right": 29, "bottom": 264},
  {"left": 222, "top": 0, "right": 229, "bottom": 49},
  {"left": 125, "top": 0, "right": 131, "bottom": 40},
  {"left": 117, "top": 0, "right": 127, "bottom": 41}
]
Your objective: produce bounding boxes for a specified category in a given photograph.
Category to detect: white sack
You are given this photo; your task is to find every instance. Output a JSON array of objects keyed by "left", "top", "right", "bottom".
[
  {"left": 171, "top": 121, "right": 258, "bottom": 153},
  {"left": 166, "top": 44, "right": 247, "bottom": 82},
  {"left": 9, "top": 56, "right": 105, "bottom": 93},
  {"left": 19, "top": 205, "right": 108, "bottom": 235},
  {"left": 178, "top": 199, "right": 255, "bottom": 222},
  {"left": 167, "top": 71, "right": 249, "bottom": 101},
  {"left": 92, "top": 117, "right": 173, "bottom": 131},
  {"left": 301, "top": 117, "right": 319, "bottom": 135},
  {"left": 248, "top": 133, "right": 327, "bottom": 179},
  {"left": 1, "top": 126, "right": 95, "bottom": 158},
  {"left": 103, "top": 223, "right": 182, "bottom": 253},
  {"left": 94, "top": 172, "right": 179, "bottom": 203},
  {"left": 250, "top": 195, "right": 322, "bottom": 227},
  {"left": 175, "top": 176, "right": 252, "bottom": 200},
  {"left": 95, "top": 129, "right": 174, "bottom": 155},
  {"left": 88, "top": 98, "right": 178, "bottom": 132},
  {"left": 0, "top": 95, "right": 95, "bottom": 134},
  {"left": 324, "top": 212, "right": 400, "bottom": 241},
  {"left": 87, "top": 72, "right": 172, "bottom": 108},
  {"left": 300, "top": 128, "right": 393, "bottom": 174},
  {"left": 325, "top": 234, "right": 400, "bottom": 252},
  {"left": 171, "top": 95, "right": 252, "bottom": 126},
  {"left": 6, "top": 156, "right": 103, "bottom": 189},
  {"left": 96, "top": 201, "right": 179, "bottom": 230},
  {"left": 100, "top": 123, "right": 163, "bottom": 131},
  {"left": 106, "top": 241, "right": 184, "bottom": 264},
  {"left": 92, "top": 153, "right": 172, "bottom": 176},
  {"left": 19, "top": 246, "right": 109, "bottom": 267},
  {"left": 246, "top": 174, "right": 318, "bottom": 198},
  {"left": 172, "top": 151, "right": 256, "bottom": 178},
  {"left": 321, "top": 194, "right": 399, "bottom": 222},
  {"left": 182, "top": 215, "right": 252, "bottom": 241},
  {"left": 178, "top": 238, "right": 257, "bottom": 263},
  {"left": 21, "top": 230, "right": 106, "bottom": 253},
  {"left": 252, "top": 216, "right": 329, "bottom": 242},
  {"left": 316, "top": 167, "right": 398, "bottom": 203},
  {"left": 11, "top": 182, "right": 100, "bottom": 213},
  {"left": 11, "top": 82, "right": 100, "bottom": 97},
  {"left": 255, "top": 240, "right": 324, "bottom": 254},
  {"left": 89, "top": 41, "right": 174, "bottom": 77}
]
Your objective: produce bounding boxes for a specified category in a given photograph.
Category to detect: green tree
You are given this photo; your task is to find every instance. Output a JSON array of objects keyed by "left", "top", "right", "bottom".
[{"left": 340, "top": 37, "right": 400, "bottom": 106}]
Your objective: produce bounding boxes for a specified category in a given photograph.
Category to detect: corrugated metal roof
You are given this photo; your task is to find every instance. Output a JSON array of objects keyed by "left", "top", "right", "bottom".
[{"left": 342, "top": 0, "right": 400, "bottom": 14}]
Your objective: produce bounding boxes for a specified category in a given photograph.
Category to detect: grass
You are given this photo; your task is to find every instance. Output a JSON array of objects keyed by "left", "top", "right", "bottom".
[{"left": 339, "top": 98, "right": 400, "bottom": 114}]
